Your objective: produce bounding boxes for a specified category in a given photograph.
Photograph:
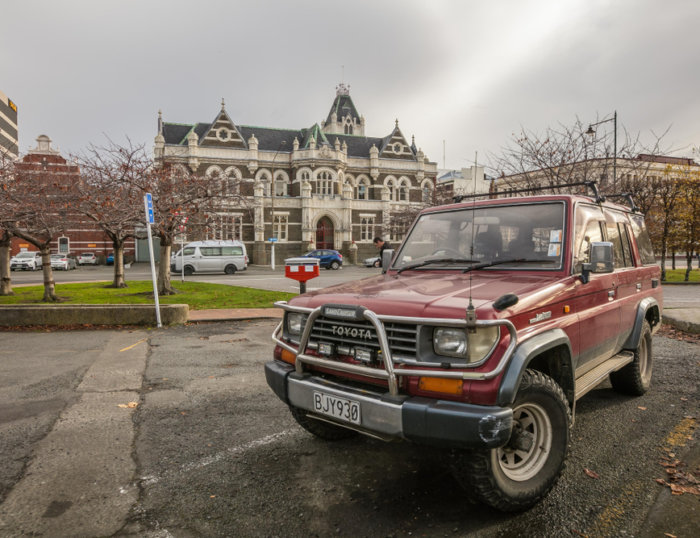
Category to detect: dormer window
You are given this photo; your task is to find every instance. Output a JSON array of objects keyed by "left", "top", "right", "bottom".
[{"left": 344, "top": 116, "right": 353, "bottom": 135}]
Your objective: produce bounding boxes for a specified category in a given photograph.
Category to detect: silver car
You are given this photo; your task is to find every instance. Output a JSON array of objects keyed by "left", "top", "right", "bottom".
[{"left": 51, "top": 254, "right": 77, "bottom": 270}]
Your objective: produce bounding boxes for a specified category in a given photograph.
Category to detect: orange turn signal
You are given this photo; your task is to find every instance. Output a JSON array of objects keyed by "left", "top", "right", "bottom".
[
  {"left": 418, "top": 377, "right": 463, "bottom": 395},
  {"left": 280, "top": 348, "right": 297, "bottom": 365}
]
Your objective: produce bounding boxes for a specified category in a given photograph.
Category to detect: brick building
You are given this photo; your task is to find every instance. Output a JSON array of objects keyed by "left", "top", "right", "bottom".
[{"left": 10, "top": 135, "right": 135, "bottom": 259}]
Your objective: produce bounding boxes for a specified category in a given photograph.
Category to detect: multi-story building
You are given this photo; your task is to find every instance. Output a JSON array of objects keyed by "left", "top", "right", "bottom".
[
  {"left": 0, "top": 90, "right": 19, "bottom": 159},
  {"left": 154, "top": 84, "right": 438, "bottom": 263},
  {"left": 10, "top": 135, "right": 135, "bottom": 259}
]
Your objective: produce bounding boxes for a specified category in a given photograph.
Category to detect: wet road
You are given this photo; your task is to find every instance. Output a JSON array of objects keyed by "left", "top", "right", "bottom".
[{"left": 1, "top": 322, "right": 698, "bottom": 537}]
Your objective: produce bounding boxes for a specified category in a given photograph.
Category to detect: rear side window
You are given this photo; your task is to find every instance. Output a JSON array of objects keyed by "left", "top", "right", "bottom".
[
  {"left": 221, "top": 246, "right": 243, "bottom": 256},
  {"left": 200, "top": 247, "right": 222, "bottom": 257},
  {"left": 630, "top": 215, "right": 656, "bottom": 265}
]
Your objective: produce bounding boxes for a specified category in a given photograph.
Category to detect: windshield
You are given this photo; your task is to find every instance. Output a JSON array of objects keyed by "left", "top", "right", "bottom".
[
  {"left": 393, "top": 202, "right": 565, "bottom": 271},
  {"left": 17, "top": 252, "right": 35, "bottom": 258}
]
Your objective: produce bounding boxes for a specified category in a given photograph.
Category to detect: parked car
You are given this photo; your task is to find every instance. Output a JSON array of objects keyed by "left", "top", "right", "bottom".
[
  {"left": 50, "top": 253, "right": 77, "bottom": 271},
  {"left": 363, "top": 256, "right": 381, "bottom": 268},
  {"left": 106, "top": 253, "right": 114, "bottom": 265},
  {"left": 77, "top": 252, "right": 98, "bottom": 265},
  {"left": 301, "top": 249, "right": 343, "bottom": 270},
  {"left": 10, "top": 251, "right": 43, "bottom": 271},
  {"left": 171, "top": 240, "right": 248, "bottom": 276},
  {"left": 267, "top": 190, "right": 663, "bottom": 512}
]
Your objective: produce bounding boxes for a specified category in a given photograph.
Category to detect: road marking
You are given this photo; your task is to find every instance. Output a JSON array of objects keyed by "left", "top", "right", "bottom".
[
  {"left": 119, "top": 339, "right": 147, "bottom": 352},
  {"left": 139, "top": 429, "right": 297, "bottom": 486}
]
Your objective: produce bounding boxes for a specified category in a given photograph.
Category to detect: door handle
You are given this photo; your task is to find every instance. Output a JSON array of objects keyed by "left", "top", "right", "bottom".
[
  {"left": 636, "top": 283, "right": 642, "bottom": 291},
  {"left": 608, "top": 290, "right": 615, "bottom": 300}
]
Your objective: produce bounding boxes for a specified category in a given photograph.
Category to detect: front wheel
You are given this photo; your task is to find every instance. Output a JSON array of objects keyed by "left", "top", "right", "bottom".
[
  {"left": 183, "top": 265, "right": 194, "bottom": 276},
  {"left": 451, "top": 370, "right": 571, "bottom": 512},
  {"left": 610, "top": 320, "right": 652, "bottom": 395}
]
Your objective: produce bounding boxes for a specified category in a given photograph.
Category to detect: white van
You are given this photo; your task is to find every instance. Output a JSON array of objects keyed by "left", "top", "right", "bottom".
[{"left": 171, "top": 240, "right": 248, "bottom": 276}]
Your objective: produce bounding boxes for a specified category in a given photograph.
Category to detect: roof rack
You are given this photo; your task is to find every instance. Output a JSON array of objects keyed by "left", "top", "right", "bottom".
[
  {"left": 603, "top": 193, "right": 639, "bottom": 212},
  {"left": 453, "top": 181, "right": 603, "bottom": 203}
]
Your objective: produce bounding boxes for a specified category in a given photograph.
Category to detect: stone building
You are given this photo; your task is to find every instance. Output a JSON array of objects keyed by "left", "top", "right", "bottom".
[{"left": 154, "top": 84, "right": 438, "bottom": 264}]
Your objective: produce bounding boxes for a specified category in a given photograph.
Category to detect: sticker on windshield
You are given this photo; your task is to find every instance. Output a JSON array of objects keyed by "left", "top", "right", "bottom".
[
  {"left": 547, "top": 243, "right": 561, "bottom": 257},
  {"left": 550, "top": 230, "right": 562, "bottom": 243}
]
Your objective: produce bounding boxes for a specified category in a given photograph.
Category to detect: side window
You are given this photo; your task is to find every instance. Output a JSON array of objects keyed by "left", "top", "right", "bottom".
[
  {"left": 619, "top": 223, "right": 634, "bottom": 267},
  {"left": 630, "top": 214, "right": 656, "bottom": 265},
  {"left": 221, "top": 246, "right": 243, "bottom": 256},
  {"left": 575, "top": 220, "right": 604, "bottom": 273},
  {"left": 200, "top": 247, "right": 222, "bottom": 257},
  {"left": 574, "top": 204, "right": 605, "bottom": 273},
  {"left": 183, "top": 248, "right": 196, "bottom": 256},
  {"left": 605, "top": 220, "right": 625, "bottom": 268}
]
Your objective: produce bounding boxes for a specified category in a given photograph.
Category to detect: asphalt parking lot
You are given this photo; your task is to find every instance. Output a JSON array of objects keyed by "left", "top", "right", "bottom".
[{"left": 0, "top": 320, "right": 698, "bottom": 537}]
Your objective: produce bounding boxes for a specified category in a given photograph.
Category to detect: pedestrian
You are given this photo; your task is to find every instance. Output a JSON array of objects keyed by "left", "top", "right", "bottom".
[{"left": 373, "top": 236, "right": 390, "bottom": 267}]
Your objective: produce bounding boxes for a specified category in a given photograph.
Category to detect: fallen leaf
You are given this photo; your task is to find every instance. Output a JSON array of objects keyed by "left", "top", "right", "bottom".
[
  {"left": 664, "top": 533, "right": 677, "bottom": 538},
  {"left": 118, "top": 402, "right": 139, "bottom": 409},
  {"left": 655, "top": 478, "right": 668, "bottom": 486},
  {"left": 210, "top": 495, "right": 216, "bottom": 498},
  {"left": 584, "top": 468, "right": 600, "bottom": 479},
  {"left": 638, "top": 406, "right": 647, "bottom": 411},
  {"left": 680, "top": 397, "right": 688, "bottom": 402}
]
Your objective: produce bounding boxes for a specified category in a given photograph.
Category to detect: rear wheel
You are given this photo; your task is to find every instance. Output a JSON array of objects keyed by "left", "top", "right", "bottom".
[
  {"left": 330, "top": 261, "right": 340, "bottom": 270},
  {"left": 451, "top": 370, "right": 570, "bottom": 511},
  {"left": 289, "top": 405, "right": 358, "bottom": 441},
  {"left": 373, "top": 259, "right": 381, "bottom": 268},
  {"left": 224, "top": 264, "right": 237, "bottom": 275},
  {"left": 183, "top": 265, "right": 194, "bottom": 276},
  {"left": 610, "top": 320, "right": 652, "bottom": 395}
]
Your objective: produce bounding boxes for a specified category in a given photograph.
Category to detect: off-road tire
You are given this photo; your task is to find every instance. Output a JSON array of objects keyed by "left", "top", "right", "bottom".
[
  {"left": 451, "top": 370, "right": 571, "bottom": 512},
  {"left": 610, "top": 320, "right": 652, "bottom": 396},
  {"left": 224, "top": 264, "right": 237, "bottom": 275},
  {"left": 289, "top": 405, "right": 358, "bottom": 441},
  {"left": 183, "top": 265, "right": 194, "bottom": 276}
]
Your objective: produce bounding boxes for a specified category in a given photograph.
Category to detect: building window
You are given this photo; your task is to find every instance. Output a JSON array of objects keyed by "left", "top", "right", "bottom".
[
  {"left": 398, "top": 179, "right": 409, "bottom": 201},
  {"left": 274, "top": 214, "right": 288, "bottom": 241},
  {"left": 360, "top": 217, "right": 374, "bottom": 241},
  {"left": 317, "top": 171, "right": 333, "bottom": 195},
  {"left": 422, "top": 184, "right": 432, "bottom": 203},
  {"left": 386, "top": 178, "right": 397, "bottom": 200},
  {"left": 274, "top": 173, "right": 287, "bottom": 196},
  {"left": 208, "top": 215, "right": 243, "bottom": 241}
]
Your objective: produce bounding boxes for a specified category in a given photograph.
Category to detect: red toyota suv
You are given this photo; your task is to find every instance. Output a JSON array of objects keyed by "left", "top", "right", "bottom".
[{"left": 266, "top": 193, "right": 662, "bottom": 511}]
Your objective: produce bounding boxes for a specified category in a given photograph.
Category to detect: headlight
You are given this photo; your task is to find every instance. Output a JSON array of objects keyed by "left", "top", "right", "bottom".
[
  {"left": 287, "top": 313, "right": 304, "bottom": 336},
  {"left": 433, "top": 328, "right": 467, "bottom": 358},
  {"left": 433, "top": 326, "right": 500, "bottom": 363}
]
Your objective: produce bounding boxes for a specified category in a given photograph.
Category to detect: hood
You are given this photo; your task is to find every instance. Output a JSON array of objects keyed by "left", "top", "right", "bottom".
[{"left": 290, "top": 270, "right": 572, "bottom": 319}]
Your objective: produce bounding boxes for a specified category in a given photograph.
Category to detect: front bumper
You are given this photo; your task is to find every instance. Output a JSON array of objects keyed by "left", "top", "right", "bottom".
[{"left": 265, "top": 360, "right": 513, "bottom": 449}]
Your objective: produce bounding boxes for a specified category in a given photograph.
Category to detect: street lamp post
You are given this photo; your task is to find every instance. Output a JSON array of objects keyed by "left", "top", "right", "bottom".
[{"left": 586, "top": 111, "right": 617, "bottom": 187}]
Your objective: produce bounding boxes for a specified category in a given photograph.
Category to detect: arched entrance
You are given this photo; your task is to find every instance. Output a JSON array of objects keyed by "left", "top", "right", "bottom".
[{"left": 315, "top": 217, "right": 334, "bottom": 250}]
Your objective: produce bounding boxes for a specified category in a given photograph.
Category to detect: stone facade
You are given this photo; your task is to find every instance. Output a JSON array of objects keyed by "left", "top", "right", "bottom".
[{"left": 154, "top": 85, "right": 438, "bottom": 264}]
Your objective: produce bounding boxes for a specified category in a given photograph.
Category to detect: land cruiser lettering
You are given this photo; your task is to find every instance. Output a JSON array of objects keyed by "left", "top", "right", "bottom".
[{"left": 266, "top": 192, "right": 662, "bottom": 511}]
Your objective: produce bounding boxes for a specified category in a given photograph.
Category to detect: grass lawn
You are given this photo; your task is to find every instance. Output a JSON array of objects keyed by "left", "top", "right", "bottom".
[
  {"left": 663, "top": 268, "right": 700, "bottom": 283},
  {"left": 0, "top": 281, "right": 296, "bottom": 310}
]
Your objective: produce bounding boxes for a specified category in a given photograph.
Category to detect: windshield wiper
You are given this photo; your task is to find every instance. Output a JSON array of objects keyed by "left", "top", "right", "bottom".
[
  {"left": 462, "top": 258, "right": 557, "bottom": 273},
  {"left": 396, "top": 257, "right": 478, "bottom": 274}
]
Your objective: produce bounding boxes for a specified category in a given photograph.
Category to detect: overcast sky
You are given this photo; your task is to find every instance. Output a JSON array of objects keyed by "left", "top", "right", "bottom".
[{"left": 3, "top": 0, "right": 699, "bottom": 171}]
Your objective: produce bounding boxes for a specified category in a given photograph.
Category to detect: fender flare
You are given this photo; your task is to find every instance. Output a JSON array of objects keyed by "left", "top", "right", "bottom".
[
  {"left": 623, "top": 297, "right": 661, "bottom": 350},
  {"left": 497, "top": 328, "right": 573, "bottom": 407}
]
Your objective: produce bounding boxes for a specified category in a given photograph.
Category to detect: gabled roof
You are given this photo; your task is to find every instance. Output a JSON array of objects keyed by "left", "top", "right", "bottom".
[
  {"left": 325, "top": 92, "right": 361, "bottom": 126},
  {"left": 379, "top": 123, "right": 416, "bottom": 161},
  {"left": 198, "top": 106, "right": 247, "bottom": 149}
]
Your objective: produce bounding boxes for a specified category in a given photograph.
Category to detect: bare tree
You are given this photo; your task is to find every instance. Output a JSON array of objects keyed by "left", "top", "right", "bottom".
[
  {"left": 0, "top": 156, "right": 75, "bottom": 301},
  {"left": 0, "top": 155, "right": 15, "bottom": 295},
  {"left": 75, "top": 140, "right": 147, "bottom": 288}
]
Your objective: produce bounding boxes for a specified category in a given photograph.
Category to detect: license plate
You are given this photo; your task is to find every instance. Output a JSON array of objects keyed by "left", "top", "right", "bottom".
[{"left": 312, "top": 391, "right": 361, "bottom": 425}]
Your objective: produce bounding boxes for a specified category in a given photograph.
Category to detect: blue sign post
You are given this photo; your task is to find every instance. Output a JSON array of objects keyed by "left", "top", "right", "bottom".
[{"left": 143, "top": 193, "right": 161, "bottom": 327}]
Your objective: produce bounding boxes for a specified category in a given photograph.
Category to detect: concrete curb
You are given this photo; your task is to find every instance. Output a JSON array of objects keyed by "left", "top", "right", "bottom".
[
  {"left": 0, "top": 304, "right": 189, "bottom": 327},
  {"left": 662, "top": 308, "right": 700, "bottom": 334}
]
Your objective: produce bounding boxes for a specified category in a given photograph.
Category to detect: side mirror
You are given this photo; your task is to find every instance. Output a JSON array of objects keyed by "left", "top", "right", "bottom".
[
  {"left": 382, "top": 249, "right": 394, "bottom": 274},
  {"left": 581, "top": 241, "right": 614, "bottom": 283}
]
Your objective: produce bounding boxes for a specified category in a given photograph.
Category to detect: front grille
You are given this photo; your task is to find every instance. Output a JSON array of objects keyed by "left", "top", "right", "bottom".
[{"left": 308, "top": 316, "right": 418, "bottom": 361}]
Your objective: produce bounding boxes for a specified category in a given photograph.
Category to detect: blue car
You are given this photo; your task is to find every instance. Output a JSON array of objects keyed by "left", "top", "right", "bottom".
[
  {"left": 106, "top": 253, "right": 114, "bottom": 265},
  {"left": 302, "top": 249, "right": 343, "bottom": 270}
]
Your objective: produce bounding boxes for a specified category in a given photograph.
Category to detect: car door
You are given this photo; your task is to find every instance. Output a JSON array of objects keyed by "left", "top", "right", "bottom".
[{"left": 571, "top": 204, "right": 621, "bottom": 376}]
